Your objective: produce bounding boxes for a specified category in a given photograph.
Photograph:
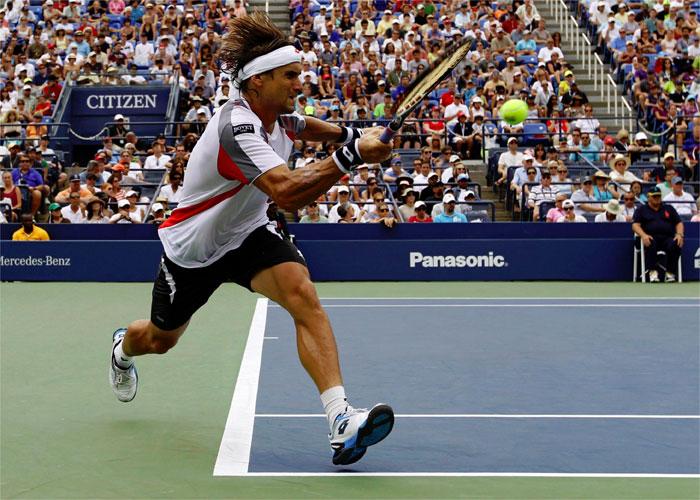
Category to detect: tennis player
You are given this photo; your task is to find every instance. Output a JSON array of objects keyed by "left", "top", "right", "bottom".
[{"left": 109, "top": 12, "right": 394, "bottom": 466}]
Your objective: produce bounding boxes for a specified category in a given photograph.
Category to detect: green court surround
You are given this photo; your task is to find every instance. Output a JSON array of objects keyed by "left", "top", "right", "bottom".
[{"left": 1, "top": 282, "right": 698, "bottom": 499}]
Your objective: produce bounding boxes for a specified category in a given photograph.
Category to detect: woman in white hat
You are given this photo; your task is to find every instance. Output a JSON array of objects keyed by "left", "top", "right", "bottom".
[
  {"left": 608, "top": 153, "right": 642, "bottom": 192},
  {"left": 592, "top": 170, "right": 620, "bottom": 201},
  {"left": 594, "top": 199, "right": 626, "bottom": 222}
]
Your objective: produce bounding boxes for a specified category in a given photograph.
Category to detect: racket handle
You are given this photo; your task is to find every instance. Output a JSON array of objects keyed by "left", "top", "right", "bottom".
[{"left": 379, "top": 125, "right": 398, "bottom": 144}]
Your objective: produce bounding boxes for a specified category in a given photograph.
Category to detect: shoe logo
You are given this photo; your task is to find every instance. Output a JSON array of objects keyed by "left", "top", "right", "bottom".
[{"left": 337, "top": 419, "right": 349, "bottom": 435}]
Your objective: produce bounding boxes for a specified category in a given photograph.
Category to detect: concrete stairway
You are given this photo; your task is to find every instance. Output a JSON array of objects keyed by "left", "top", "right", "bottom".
[
  {"left": 248, "top": 0, "right": 290, "bottom": 34},
  {"left": 464, "top": 160, "right": 513, "bottom": 221},
  {"left": 535, "top": 0, "right": 621, "bottom": 125}
]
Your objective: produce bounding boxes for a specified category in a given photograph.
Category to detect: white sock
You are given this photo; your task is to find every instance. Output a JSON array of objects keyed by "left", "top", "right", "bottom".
[
  {"left": 113, "top": 340, "right": 133, "bottom": 370},
  {"left": 320, "top": 386, "right": 348, "bottom": 430}
]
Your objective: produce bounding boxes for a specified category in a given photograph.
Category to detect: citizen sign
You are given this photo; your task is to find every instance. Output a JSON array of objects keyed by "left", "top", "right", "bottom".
[{"left": 86, "top": 94, "right": 158, "bottom": 110}]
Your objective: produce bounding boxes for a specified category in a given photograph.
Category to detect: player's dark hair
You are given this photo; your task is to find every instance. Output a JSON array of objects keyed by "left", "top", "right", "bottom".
[{"left": 220, "top": 11, "right": 291, "bottom": 93}]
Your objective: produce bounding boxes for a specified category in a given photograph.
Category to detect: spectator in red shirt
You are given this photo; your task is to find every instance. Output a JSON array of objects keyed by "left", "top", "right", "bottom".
[
  {"left": 34, "top": 94, "right": 52, "bottom": 116},
  {"left": 42, "top": 75, "right": 62, "bottom": 103},
  {"left": 408, "top": 201, "right": 433, "bottom": 222}
]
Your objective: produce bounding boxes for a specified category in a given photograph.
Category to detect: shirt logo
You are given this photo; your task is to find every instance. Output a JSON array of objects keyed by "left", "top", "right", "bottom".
[
  {"left": 342, "top": 149, "right": 355, "bottom": 163},
  {"left": 231, "top": 124, "right": 254, "bottom": 136}
]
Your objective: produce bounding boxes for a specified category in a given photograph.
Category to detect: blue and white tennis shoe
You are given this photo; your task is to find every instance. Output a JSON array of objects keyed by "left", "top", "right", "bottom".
[
  {"left": 109, "top": 328, "right": 138, "bottom": 402},
  {"left": 329, "top": 403, "right": 394, "bottom": 465}
]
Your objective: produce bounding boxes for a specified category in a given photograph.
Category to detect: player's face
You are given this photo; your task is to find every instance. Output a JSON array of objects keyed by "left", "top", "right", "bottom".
[{"left": 268, "top": 63, "right": 303, "bottom": 114}]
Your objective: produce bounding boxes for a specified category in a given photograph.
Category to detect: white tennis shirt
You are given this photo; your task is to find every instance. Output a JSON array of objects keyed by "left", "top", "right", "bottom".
[{"left": 158, "top": 98, "right": 305, "bottom": 268}]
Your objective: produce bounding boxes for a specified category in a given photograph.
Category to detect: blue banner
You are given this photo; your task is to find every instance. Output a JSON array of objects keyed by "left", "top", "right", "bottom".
[
  {"left": 68, "top": 86, "right": 171, "bottom": 140},
  {"left": 0, "top": 241, "right": 163, "bottom": 282},
  {"left": 1, "top": 224, "right": 698, "bottom": 282},
  {"left": 297, "top": 238, "right": 698, "bottom": 281}
]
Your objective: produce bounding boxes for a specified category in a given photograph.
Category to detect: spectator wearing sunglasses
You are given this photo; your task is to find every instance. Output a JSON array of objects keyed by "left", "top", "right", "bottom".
[
  {"left": 527, "top": 171, "right": 559, "bottom": 221},
  {"left": 621, "top": 192, "right": 638, "bottom": 222},
  {"left": 608, "top": 154, "right": 642, "bottom": 193},
  {"left": 61, "top": 192, "right": 86, "bottom": 223},
  {"left": 552, "top": 162, "right": 573, "bottom": 195},
  {"left": 571, "top": 176, "right": 605, "bottom": 216},
  {"left": 546, "top": 193, "right": 568, "bottom": 223},
  {"left": 367, "top": 203, "right": 396, "bottom": 227},
  {"left": 557, "top": 199, "right": 587, "bottom": 222}
]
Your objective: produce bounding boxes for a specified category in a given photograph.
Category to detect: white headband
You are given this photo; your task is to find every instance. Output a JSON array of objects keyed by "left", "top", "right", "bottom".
[{"left": 235, "top": 46, "right": 301, "bottom": 86}]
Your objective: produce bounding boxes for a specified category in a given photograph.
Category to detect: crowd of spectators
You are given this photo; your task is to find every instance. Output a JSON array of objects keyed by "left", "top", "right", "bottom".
[
  {"left": 478, "top": 0, "right": 697, "bottom": 223},
  {"left": 289, "top": 0, "right": 597, "bottom": 223},
  {"left": 578, "top": 0, "right": 700, "bottom": 176},
  {"left": 1, "top": 0, "right": 699, "bottom": 227},
  {"left": 0, "top": 0, "right": 249, "bottom": 223}
]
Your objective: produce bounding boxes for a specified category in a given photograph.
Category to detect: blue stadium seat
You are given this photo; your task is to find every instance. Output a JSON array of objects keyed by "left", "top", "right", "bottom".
[
  {"left": 29, "top": 6, "right": 43, "bottom": 20},
  {"left": 517, "top": 55, "right": 537, "bottom": 66},
  {"left": 522, "top": 123, "right": 548, "bottom": 146}
]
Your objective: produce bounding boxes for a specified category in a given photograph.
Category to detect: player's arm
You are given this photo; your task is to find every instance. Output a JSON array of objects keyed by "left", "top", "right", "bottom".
[
  {"left": 255, "top": 128, "right": 391, "bottom": 210},
  {"left": 295, "top": 115, "right": 366, "bottom": 143},
  {"left": 255, "top": 158, "right": 344, "bottom": 211}
]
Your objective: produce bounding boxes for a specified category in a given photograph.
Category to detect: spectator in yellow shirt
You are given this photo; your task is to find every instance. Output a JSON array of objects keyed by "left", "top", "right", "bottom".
[{"left": 12, "top": 214, "right": 50, "bottom": 241}]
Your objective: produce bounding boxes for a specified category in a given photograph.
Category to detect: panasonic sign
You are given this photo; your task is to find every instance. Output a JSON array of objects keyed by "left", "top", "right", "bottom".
[{"left": 409, "top": 251, "right": 507, "bottom": 269}]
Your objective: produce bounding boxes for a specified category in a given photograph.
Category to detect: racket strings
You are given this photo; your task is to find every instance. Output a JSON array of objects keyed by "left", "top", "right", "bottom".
[{"left": 393, "top": 41, "right": 472, "bottom": 117}]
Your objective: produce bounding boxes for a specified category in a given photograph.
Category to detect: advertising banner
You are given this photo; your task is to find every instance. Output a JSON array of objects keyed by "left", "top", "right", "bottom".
[
  {"left": 1, "top": 224, "right": 697, "bottom": 282},
  {"left": 68, "top": 86, "right": 171, "bottom": 140}
]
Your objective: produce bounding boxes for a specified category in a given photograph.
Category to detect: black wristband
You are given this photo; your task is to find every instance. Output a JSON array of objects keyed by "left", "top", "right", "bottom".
[
  {"left": 332, "top": 139, "right": 362, "bottom": 174},
  {"left": 337, "top": 126, "right": 364, "bottom": 145}
]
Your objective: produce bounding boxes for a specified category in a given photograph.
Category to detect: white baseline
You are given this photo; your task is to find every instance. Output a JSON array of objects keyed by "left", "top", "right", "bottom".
[
  {"left": 213, "top": 298, "right": 268, "bottom": 476},
  {"left": 255, "top": 414, "right": 700, "bottom": 419}
]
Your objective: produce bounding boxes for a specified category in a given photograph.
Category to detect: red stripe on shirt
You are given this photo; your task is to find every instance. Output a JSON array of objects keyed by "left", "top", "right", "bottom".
[
  {"left": 159, "top": 183, "right": 245, "bottom": 229},
  {"left": 217, "top": 144, "right": 250, "bottom": 184}
]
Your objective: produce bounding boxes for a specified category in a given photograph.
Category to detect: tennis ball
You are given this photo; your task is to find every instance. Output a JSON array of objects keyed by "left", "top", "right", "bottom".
[
  {"left": 304, "top": 105, "right": 315, "bottom": 116},
  {"left": 499, "top": 99, "right": 529, "bottom": 126}
]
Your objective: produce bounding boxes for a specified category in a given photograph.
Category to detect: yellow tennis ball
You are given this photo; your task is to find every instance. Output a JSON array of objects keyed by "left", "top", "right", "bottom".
[
  {"left": 304, "top": 105, "right": 315, "bottom": 116},
  {"left": 499, "top": 99, "right": 529, "bottom": 126}
]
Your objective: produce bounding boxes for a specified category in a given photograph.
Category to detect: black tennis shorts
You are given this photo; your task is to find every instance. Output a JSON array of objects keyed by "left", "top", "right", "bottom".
[{"left": 150, "top": 224, "right": 306, "bottom": 331}]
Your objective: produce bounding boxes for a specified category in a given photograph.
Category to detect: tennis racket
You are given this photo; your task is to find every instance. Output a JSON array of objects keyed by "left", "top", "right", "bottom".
[{"left": 379, "top": 40, "right": 472, "bottom": 144}]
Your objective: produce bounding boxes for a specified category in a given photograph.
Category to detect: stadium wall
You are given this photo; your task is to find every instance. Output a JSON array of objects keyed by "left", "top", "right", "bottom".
[
  {"left": 62, "top": 86, "right": 172, "bottom": 142},
  {"left": 1, "top": 224, "right": 698, "bottom": 282}
]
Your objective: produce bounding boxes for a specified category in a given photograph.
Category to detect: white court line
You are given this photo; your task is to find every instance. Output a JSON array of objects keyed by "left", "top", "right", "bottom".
[
  {"left": 213, "top": 298, "right": 268, "bottom": 476},
  {"left": 263, "top": 336, "right": 278, "bottom": 340},
  {"left": 256, "top": 414, "right": 700, "bottom": 419},
  {"left": 317, "top": 297, "right": 700, "bottom": 301},
  {"left": 236, "top": 472, "right": 700, "bottom": 478},
  {"left": 269, "top": 304, "right": 698, "bottom": 308}
]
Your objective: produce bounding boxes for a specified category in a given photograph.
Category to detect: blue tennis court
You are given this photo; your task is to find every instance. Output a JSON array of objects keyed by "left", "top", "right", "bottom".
[{"left": 213, "top": 297, "right": 700, "bottom": 477}]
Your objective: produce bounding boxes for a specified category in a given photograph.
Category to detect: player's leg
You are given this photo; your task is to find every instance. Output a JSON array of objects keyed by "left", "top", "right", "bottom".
[
  {"left": 121, "top": 319, "right": 189, "bottom": 356},
  {"left": 251, "top": 261, "right": 394, "bottom": 465},
  {"left": 109, "top": 320, "right": 189, "bottom": 403},
  {"left": 250, "top": 261, "right": 341, "bottom": 392},
  {"left": 110, "top": 255, "right": 221, "bottom": 402}
]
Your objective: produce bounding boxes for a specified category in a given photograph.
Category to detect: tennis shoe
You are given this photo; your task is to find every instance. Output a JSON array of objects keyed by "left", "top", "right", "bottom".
[
  {"left": 665, "top": 272, "right": 676, "bottom": 283},
  {"left": 329, "top": 403, "right": 394, "bottom": 466},
  {"left": 109, "top": 328, "right": 138, "bottom": 403},
  {"left": 649, "top": 270, "right": 660, "bottom": 282}
]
